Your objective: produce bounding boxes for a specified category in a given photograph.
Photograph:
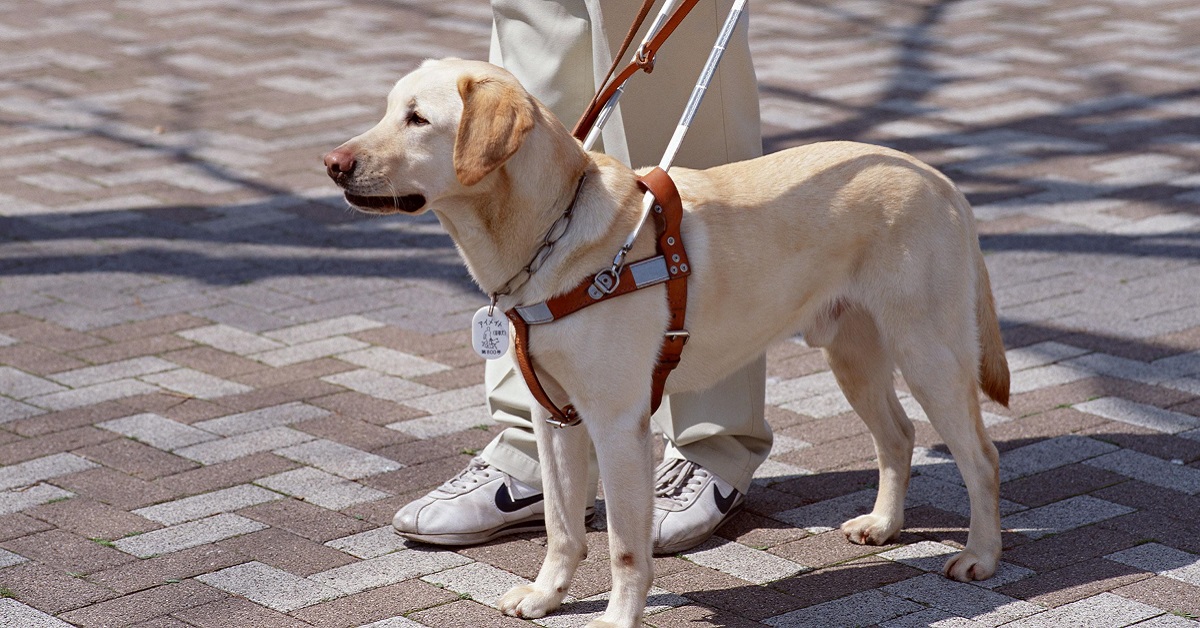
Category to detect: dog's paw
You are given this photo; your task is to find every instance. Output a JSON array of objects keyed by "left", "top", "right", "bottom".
[
  {"left": 840, "top": 513, "right": 901, "bottom": 545},
  {"left": 943, "top": 549, "right": 997, "bottom": 582},
  {"left": 497, "top": 584, "right": 563, "bottom": 619}
]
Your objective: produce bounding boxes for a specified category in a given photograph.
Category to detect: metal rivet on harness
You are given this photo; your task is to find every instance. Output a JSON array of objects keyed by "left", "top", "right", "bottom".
[
  {"left": 667, "top": 236, "right": 675, "bottom": 246},
  {"left": 671, "top": 254, "right": 680, "bottom": 263},
  {"left": 654, "top": 204, "right": 662, "bottom": 214},
  {"left": 670, "top": 265, "right": 678, "bottom": 274},
  {"left": 680, "top": 263, "right": 689, "bottom": 272}
]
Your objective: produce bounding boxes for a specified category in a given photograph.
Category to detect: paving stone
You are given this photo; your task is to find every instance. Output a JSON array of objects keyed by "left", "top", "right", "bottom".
[
  {"left": 997, "top": 434, "right": 1119, "bottom": 481},
  {"left": 1111, "top": 575, "right": 1200, "bottom": 618},
  {"left": 173, "top": 427, "right": 316, "bottom": 465},
  {"left": 176, "top": 325, "right": 284, "bottom": 355},
  {"left": 323, "top": 526, "right": 414, "bottom": 559},
  {"left": 97, "top": 413, "right": 219, "bottom": 451},
  {"left": 882, "top": 573, "right": 1043, "bottom": 626},
  {"left": 113, "top": 513, "right": 268, "bottom": 558},
  {"left": 216, "top": 527, "right": 358, "bottom": 577},
  {"left": 0, "top": 484, "right": 76, "bottom": 516},
  {"left": 0, "top": 397, "right": 45, "bottom": 423},
  {"left": 201, "top": 561, "right": 340, "bottom": 613},
  {"left": 132, "top": 484, "right": 284, "bottom": 525},
  {"left": 1002, "top": 495, "right": 1135, "bottom": 539},
  {"left": 0, "top": 598, "right": 74, "bottom": 628},
  {"left": 24, "top": 379, "right": 160, "bottom": 411},
  {"left": 1076, "top": 397, "right": 1200, "bottom": 434},
  {"left": 1107, "top": 543, "right": 1200, "bottom": 587},
  {"left": 878, "top": 541, "right": 1034, "bottom": 589},
  {"left": 0, "top": 453, "right": 98, "bottom": 491},
  {"left": 0, "top": 366, "right": 67, "bottom": 399},
  {"left": 264, "top": 315, "right": 385, "bottom": 345},
  {"left": 763, "top": 588, "right": 922, "bottom": 627},
  {"left": 309, "top": 548, "right": 472, "bottom": 595},
  {"left": 0, "top": 547, "right": 28, "bottom": 568},
  {"left": 1084, "top": 449, "right": 1200, "bottom": 495},
  {"left": 140, "top": 368, "right": 253, "bottom": 399},
  {"left": 997, "top": 592, "right": 1164, "bottom": 628},
  {"left": 682, "top": 537, "right": 808, "bottom": 584},
  {"left": 48, "top": 357, "right": 177, "bottom": 388},
  {"left": 171, "top": 596, "right": 313, "bottom": 628},
  {"left": 191, "top": 401, "right": 330, "bottom": 436},
  {"left": 256, "top": 467, "right": 389, "bottom": 510},
  {"left": 387, "top": 406, "right": 491, "bottom": 440},
  {"left": 420, "top": 560, "right": 530, "bottom": 607},
  {"left": 273, "top": 438, "right": 402, "bottom": 479},
  {"left": 290, "top": 580, "right": 456, "bottom": 627},
  {"left": 250, "top": 336, "right": 369, "bottom": 367}
]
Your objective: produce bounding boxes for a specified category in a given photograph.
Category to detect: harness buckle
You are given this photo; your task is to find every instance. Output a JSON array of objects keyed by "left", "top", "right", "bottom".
[
  {"left": 591, "top": 268, "right": 621, "bottom": 297},
  {"left": 665, "top": 330, "right": 690, "bottom": 345},
  {"left": 544, "top": 406, "right": 581, "bottom": 429}
]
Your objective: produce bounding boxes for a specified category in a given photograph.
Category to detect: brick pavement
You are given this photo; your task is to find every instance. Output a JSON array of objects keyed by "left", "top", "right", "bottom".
[{"left": 1, "top": 0, "right": 1198, "bottom": 626}]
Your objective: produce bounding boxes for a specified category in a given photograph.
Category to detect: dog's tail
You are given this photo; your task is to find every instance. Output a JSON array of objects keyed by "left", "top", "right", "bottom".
[{"left": 975, "top": 248, "right": 1010, "bottom": 407}]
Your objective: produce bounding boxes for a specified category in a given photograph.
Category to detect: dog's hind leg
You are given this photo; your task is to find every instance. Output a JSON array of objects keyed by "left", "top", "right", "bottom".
[
  {"left": 821, "top": 305, "right": 915, "bottom": 546},
  {"left": 892, "top": 316, "right": 1001, "bottom": 582},
  {"left": 498, "top": 403, "right": 592, "bottom": 619}
]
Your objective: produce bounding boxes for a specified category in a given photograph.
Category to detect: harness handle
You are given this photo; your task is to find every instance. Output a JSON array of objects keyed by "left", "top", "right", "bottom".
[{"left": 572, "top": 0, "right": 703, "bottom": 141}]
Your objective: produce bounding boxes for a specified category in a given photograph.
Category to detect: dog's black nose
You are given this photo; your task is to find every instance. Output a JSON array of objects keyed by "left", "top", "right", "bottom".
[{"left": 323, "top": 148, "right": 356, "bottom": 181}]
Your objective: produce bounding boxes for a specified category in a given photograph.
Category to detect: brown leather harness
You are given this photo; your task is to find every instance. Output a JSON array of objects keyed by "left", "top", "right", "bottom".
[{"left": 501, "top": 0, "right": 700, "bottom": 428}]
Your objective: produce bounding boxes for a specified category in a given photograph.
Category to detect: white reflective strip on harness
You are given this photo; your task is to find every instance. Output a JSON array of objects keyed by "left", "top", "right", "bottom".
[{"left": 513, "top": 256, "right": 671, "bottom": 326}]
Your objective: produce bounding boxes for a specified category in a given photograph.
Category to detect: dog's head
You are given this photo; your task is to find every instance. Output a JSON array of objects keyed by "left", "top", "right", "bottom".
[{"left": 323, "top": 58, "right": 537, "bottom": 215}]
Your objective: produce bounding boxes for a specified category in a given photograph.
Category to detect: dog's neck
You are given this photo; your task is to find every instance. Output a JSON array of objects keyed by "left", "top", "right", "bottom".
[{"left": 433, "top": 119, "right": 645, "bottom": 309}]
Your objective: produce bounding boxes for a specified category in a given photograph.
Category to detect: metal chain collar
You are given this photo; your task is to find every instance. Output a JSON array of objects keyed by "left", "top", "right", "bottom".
[{"left": 490, "top": 172, "right": 588, "bottom": 305}]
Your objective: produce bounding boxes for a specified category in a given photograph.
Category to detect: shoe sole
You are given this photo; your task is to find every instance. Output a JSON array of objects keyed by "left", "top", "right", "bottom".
[
  {"left": 651, "top": 501, "right": 744, "bottom": 556},
  {"left": 397, "top": 509, "right": 596, "bottom": 546}
]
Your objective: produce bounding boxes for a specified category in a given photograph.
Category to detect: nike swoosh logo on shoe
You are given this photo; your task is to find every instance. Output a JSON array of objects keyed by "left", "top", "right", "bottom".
[
  {"left": 495, "top": 483, "right": 544, "bottom": 513},
  {"left": 714, "top": 485, "right": 740, "bottom": 515}
]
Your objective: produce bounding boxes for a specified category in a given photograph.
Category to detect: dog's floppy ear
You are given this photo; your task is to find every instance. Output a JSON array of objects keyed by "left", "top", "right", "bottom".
[{"left": 454, "top": 75, "right": 535, "bottom": 186}]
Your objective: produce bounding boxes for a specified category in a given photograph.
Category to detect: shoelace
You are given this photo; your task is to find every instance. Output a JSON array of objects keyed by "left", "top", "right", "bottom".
[
  {"left": 441, "top": 456, "right": 495, "bottom": 493},
  {"left": 653, "top": 458, "right": 708, "bottom": 502}
]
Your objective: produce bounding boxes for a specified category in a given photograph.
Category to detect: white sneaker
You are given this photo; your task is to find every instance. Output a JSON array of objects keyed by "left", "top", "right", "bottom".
[
  {"left": 393, "top": 457, "right": 593, "bottom": 545},
  {"left": 651, "top": 458, "right": 744, "bottom": 555}
]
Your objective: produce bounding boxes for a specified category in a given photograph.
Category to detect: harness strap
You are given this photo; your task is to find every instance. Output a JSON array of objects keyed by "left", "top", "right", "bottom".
[
  {"left": 506, "top": 167, "right": 690, "bottom": 427},
  {"left": 572, "top": 0, "right": 703, "bottom": 141}
]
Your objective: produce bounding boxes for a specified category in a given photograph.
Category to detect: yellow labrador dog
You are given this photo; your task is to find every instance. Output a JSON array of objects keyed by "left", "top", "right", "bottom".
[{"left": 324, "top": 58, "right": 1009, "bottom": 627}]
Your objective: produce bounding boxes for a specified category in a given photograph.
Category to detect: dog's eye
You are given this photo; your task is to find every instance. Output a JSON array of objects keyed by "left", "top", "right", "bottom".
[{"left": 407, "top": 111, "right": 429, "bottom": 127}]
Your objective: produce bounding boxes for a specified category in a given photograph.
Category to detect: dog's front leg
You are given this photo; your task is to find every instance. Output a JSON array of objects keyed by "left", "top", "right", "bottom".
[
  {"left": 586, "top": 405, "right": 655, "bottom": 628},
  {"left": 497, "top": 403, "right": 591, "bottom": 619}
]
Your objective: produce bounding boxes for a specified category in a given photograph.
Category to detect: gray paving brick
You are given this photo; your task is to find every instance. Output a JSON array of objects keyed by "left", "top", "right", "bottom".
[
  {"left": 1005, "top": 341, "right": 1093, "bottom": 372},
  {"left": 765, "top": 589, "right": 923, "bottom": 627},
  {"left": 1002, "top": 495, "right": 1135, "bottom": 539},
  {"left": 113, "top": 513, "right": 268, "bottom": 558},
  {"left": 999, "top": 435, "right": 1120, "bottom": 482},
  {"left": 386, "top": 406, "right": 489, "bottom": 439},
  {"left": 197, "top": 561, "right": 341, "bottom": 612},
  {"left": 139, "top": 368, "right": 252, "bottom": 399},
  {"left": 681, "top": 537, "right": 809, "bottom": 584},
  {"left": 1075, "top": 397, "right": 1200, "bottom": 435},
  {"left": 173, "top": 427, "right": 316, "bottom": 465},
  {"left": 131, "top": 484, "right": 284, "bottom": 525},
  {"left": 255, "top": 467, "right": 388, "bottom": 510},
  {"left": 176, "top": 324, "right": 284, "bottom": 355},
  {"left": 0, "top": 397, "right": 45, "bottom": 423},
  {"left": 882, "top": 573, "right": 1042, "bottom": 627},
  {"left": 1009, "top": 362, "right": 1094, "bottom": 395},
  {"left": 98, "top": 413, "right": 219, "bottom": 451},
  {"left": 1107, "top": 543, "right": 1200, "bottom": 587},
  {"left": 0, "top": 548, "right": 28, "bottom": 568},
  {"left": 335, "top": 347, "right": 450, "bottom": 378},
  {"left": 0, "top": 366, "right": 66, "bottom": 398},
  {"left": 273, "top": 439, "right": 401, "bottom": 480},
  {"left": 878, "top": 542, "right": 1034, "bottom": 590},
  {"left": 0, "top": 453, "right": 98, "bottom": 491},
  {"left": 0, "top": 483, "right": 76, "bottom": 516},
  {"left": 309, "top": 549, "right": 472, "bottom": 595},
  {"left": 998, "top": 592, "right": 1165, "bottom": 628},
  {"left": 773, "top": 489, "right": 877, "bottom": 533},
  {"left": 263, "top": 315, "right": 385, "bottom": 345},
  {"left": 322, "top": 369, "right": 438, "bottom": 403},
  {"left": 192, "top": 402, "right": 330, "bottom": 436},
  {"left": 24, "top": 379, "right": 160, "bottom": 411},
  {"left": 48, "top": 357, "right": 177, "bottom": 388},
  {"left": 403, "top": 386, "right": 484, "bottom": 414},
  {"left": 324, "top": 526, "right": 414, "bottom": 559},
  {"left": 0, "top": 599, "right": 75, "bottom": 628},
  {"left": 250, "top": 336, "right": 369, "bottom": 367},
  {"left": 1085, "top": 449, "right": 1200, "bottom": 495},
  {"left": 1153, "top": 352, "right": 1200, "bottom": 378},
  {"left": 421, "top": 561, "right": 531, "bottom": 607}
]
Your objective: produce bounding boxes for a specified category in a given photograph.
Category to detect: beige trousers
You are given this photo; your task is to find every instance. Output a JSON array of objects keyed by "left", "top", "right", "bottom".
[{"left": 481, "top": 0, "right": 771, "bottom": 493}]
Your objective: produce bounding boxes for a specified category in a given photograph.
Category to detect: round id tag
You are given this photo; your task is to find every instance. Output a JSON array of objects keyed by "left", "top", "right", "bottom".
[{"left": 471, "top": 306, "right": 509, "bottom": 359}]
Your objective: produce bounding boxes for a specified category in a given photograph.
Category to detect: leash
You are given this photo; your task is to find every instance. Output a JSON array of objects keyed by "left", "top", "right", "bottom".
[{"left": 501, "top": 0, "right": 750, "bottom": 428}]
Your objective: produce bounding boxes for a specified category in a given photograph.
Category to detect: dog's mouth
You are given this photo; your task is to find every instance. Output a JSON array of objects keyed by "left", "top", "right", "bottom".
[{"left": 344, "top": 193, "right": 427, "bottom": 214}]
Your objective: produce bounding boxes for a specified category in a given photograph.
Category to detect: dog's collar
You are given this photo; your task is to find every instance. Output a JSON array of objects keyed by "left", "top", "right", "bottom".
[{"left": 490, "top": 172, "right": 588, "bottom": 304}]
